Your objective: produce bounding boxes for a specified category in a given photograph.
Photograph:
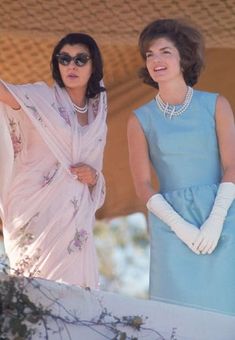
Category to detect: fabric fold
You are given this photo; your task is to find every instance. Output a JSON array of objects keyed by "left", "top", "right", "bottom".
[{"left": 0, "top": 79, "right": 107, "bottom": 288}]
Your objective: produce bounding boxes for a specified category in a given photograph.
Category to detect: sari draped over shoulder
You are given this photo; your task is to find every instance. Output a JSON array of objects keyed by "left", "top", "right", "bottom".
[{"left": 0, "top": 80, "right": 107, "bottom": 288}]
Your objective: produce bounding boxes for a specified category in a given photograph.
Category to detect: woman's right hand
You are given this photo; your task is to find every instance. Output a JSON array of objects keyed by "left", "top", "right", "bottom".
[
  {"left": 70, "top": 163, "right": 98, "bottom": 187},
  {"left": 147, "top": 193, "right": 200, "bottom": 254}
]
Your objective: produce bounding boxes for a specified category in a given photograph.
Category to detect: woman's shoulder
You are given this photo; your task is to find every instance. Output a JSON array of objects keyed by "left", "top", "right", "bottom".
[
  {"left": 193, "top": 88, "right": 225, "bottom": 120},
  {"left": 132, "top": 98, "right": 156, "bottom": 133},
  {"left": 8, "top": 81, "right": 53, "bottom": 96},
  {"left": 193, "top": 88, "right": 219, "bottom": 111},
  {"left": 134, "top": 98, "right": 156, "bottom": 116},
  {"left": 22, "top": 81, "right": 52, "bottom": 92},
  {"left": 193, "top": 88, "right": 218, "bottom": 101}
]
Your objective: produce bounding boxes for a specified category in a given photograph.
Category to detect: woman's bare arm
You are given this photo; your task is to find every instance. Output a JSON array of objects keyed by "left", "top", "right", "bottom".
[
  {"left": 127, "top": 113, "right": 156, "bottom": 204},
  {"left": 192, "top": 96, "right": 235, "bottom": 254},
  {"left": 0, "top": 82, "right": 20, "bottom": 109},
  {"left": 216, "top": 95, "right": 235, "bottom": 183}
]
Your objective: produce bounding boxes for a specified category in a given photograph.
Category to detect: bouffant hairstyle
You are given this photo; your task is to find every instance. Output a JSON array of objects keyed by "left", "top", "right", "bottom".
[
  {"left": 138, "top": 18, "right": 205, "bottom": 88},
  {"left": 51, "top": 32, "right": 105, "bottom": 98}
]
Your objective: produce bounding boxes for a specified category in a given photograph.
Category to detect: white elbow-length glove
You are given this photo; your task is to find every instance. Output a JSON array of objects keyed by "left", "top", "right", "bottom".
[
  {"left": 147, "top": 193, "right": 200, "bottom": 254},
  {"left": 192, "top": 182, "right": 235, "bottom": 255}
]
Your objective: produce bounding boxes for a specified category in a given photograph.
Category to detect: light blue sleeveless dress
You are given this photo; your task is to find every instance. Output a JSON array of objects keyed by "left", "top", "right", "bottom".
[{"left": 135, "top": 89, "right": 235, "bottom": 316}]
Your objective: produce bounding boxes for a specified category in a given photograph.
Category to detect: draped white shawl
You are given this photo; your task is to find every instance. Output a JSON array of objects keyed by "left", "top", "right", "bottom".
[{"left": 0, "top": 80, "right": 107, "bottom": 288}]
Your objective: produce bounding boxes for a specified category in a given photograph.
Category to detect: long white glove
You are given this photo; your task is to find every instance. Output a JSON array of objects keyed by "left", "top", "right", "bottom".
[
  {"left": 147, "top": 193, "right": 200, "bottom": 254},
  {"left": 192, "top": 182, "right": 235, "bottom": 255}
]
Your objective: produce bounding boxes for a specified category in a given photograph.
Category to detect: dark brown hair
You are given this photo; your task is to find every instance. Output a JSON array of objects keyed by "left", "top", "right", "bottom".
[
  {"left": 51, "top": 33, "right": 105, "bottom": 98},
  {"left": 138, "top": 18, "right": 205, "bottom": 88}
]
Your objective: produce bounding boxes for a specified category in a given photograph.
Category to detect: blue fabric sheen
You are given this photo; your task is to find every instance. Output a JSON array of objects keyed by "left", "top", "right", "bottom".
[{"left": 134, "top": 89, "right": 235, "bottom": 316}]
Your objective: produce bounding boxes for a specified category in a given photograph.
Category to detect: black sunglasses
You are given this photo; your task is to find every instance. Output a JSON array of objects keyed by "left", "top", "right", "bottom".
[{"left": 56, "top": 53, "right": 91, "bottom": 67}]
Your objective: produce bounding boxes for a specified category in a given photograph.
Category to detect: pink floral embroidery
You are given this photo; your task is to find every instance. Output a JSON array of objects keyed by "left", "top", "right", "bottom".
[
  {"left": 58, "top": 106, "right": 71, "bottom": 126},
  {"left": 24, "top": 95, "right": 46, "bottom": 127},
  {"left": 9, "top": 118, "right": 22, "bottom": 158},
  {"left": 67, "top": 229, "right": 88, "bottom": 254},
  {"left": 102, "top": 91, "right": 107, "bottom": 112},
  {"left": 91, "top": 96, "right": 99, "bottom": 117},
  {"left": 15, "top": 213, "right": 41, "bottom": 275},
  {"left": 71, "top": 197, "right": 79, "bottom": 218},
  {"left": 15, "top": 248, "right": 41, "bottom": 276},
  {"left": 16, "top": 212, "right": 39, "bottom": 249},
  {"left": 42, "top": 162, "right": 60, "bottom": 187}
]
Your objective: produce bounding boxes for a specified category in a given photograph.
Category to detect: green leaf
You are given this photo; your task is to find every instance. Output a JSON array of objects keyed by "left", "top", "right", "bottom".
[
  {"left": 9, "top": 318, "right": 21, "bottom": 335},
  {"left": 119, "top": 333, "right": 127, "bottom": 340},
  {"left": 19, "top": 324, "right": 27, "bottom": 337}
]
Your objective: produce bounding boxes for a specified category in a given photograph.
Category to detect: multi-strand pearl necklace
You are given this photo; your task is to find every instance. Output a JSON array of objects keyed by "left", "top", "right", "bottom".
[
  {"left": 73, "top": 101, "right": 88, "bottom": 114},
  {"left": 155, "top": 86, "right": 193, "bottom": 119}
]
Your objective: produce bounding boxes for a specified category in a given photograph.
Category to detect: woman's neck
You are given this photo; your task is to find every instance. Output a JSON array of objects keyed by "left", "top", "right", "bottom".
[
  {"left": 66, "top": 87, "right": 87, "bottom": 107},
  {"left": 157, "top": 81, "right": 188, "bottom": 105}
]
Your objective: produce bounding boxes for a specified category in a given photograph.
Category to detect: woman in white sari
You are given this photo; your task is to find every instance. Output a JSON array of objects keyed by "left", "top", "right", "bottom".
[{"left": 0, "top": 33, "right": 107, "bottom": 288}]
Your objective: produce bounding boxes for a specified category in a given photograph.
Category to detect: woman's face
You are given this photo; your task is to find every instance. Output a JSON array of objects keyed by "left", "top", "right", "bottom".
[
  {"left": 57, "top": 43, "right": 92, "bottom": 90},
  {"left": 145, "top": 37, "right": 183, "bottom": 85}
]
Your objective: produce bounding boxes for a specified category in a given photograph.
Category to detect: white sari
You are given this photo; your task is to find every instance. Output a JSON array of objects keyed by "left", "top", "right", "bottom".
[{"left": 0, "top": 80, "right": 107, "bottom": 288}]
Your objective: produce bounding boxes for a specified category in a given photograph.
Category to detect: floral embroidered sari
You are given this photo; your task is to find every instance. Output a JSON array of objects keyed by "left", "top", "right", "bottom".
[{"left": 0, "top": 80, "right": 107, "bottom": 288}]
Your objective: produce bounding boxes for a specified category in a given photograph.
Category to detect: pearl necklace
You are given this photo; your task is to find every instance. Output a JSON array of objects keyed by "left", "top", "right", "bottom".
[
  {"left": 155, "top": 86, "right": 193, "bottom": 119},
  {"left": 72, "top": 101, "right": 88, "bottom": 114}
]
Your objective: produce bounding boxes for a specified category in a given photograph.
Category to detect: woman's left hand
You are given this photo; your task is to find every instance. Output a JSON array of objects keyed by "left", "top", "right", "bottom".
[
  {"left": 70, "top": 163, "right": 98, "bottom": 187},
  {"left": 192, "top": 215, "right": 224, "bottom": 255}
]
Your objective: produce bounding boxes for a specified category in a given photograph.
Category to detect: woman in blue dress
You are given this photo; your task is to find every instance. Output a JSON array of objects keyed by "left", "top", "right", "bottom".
[{"left": 127, "top": 18, "right": 235, "bottom": 315}]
